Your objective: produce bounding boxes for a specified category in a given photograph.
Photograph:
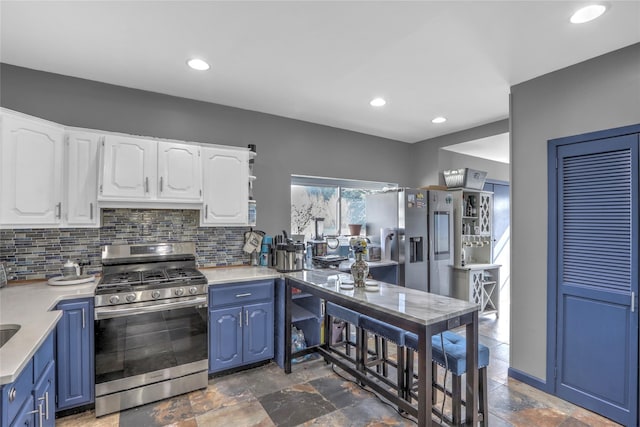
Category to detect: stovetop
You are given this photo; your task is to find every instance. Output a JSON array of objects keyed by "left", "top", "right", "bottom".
[
  {"left": 95, "top": 243, "right": 208, "bottom": 307},
  {"left": 95, "top": 267, "right": 208, "bottom": 306},
  {"left": 97, "top": 267, "right": 205, "bottom": 292}
]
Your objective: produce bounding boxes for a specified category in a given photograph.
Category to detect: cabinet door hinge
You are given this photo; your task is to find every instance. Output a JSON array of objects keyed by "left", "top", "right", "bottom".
[
  {"left": 100, "top": 184, "right": 103, "bottom": 194},
  {"left": 554, "top": 367, "right": 557, "bottom": 379},
  {"left": 555, "top": 157, "right": 558, "bottom": 169}
]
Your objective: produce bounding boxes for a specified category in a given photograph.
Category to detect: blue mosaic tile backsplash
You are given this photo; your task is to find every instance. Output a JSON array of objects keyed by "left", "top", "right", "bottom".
[{"left": 0, "top": 209, "right": 251, "bottom": 280}]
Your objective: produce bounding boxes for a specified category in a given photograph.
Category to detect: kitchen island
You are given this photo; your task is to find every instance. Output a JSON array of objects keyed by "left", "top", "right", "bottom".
[{"left": 283, "top": 269, "right": 480, "bottom": 427}]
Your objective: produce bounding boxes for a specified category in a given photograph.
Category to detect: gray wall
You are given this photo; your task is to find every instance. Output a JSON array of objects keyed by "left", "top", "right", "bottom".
[
  {"left": 510, "top": 43, "right": 640, "bottom": 380},
  {"left": 410, "top": 120, "right": 510, "bottom": 187},
  {"left": 0, "top": 64, "right": 413, "bottom": 237}
]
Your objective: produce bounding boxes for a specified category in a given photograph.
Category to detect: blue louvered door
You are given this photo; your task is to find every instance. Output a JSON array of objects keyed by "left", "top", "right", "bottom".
[{"left": 555, "top": 133, "right": 638, "bottom": 426}]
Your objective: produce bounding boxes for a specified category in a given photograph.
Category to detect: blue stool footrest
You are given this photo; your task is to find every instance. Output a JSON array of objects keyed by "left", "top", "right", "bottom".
[{"left": 404, "top": 330, "right": 489, "bottom": 375}]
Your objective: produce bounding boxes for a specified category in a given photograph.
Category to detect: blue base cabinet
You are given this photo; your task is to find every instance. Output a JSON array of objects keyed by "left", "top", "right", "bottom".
[
  {"left": 55, "top": 298, "right": 94, "bottom": 411},
  {"left": 209, "top": 280, "right": 274, "bottom": 373},
  {"left": 0, "top": 332, "right": 55, "bottom": 427}
]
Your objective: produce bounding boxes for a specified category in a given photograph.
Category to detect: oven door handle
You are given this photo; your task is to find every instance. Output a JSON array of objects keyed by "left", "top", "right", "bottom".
[{"left": 94, "top": 296, "right": 207, "bottom": 320}]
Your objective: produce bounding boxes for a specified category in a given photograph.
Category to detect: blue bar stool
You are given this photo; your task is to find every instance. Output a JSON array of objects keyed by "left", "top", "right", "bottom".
[
  {"left": 359, "top": 315, "right": 406, "bottom": 401},
  {"left": 404, "top": 330, "right": 490, "bottom": 426},
  {"left": 325, "top": 302, "right": 361, "bottom": 368}
]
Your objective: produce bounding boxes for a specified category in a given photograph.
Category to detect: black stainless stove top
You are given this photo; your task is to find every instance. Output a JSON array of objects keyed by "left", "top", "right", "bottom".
[{"left": 95, "top": 243, "right": 208, "bottom": 307}]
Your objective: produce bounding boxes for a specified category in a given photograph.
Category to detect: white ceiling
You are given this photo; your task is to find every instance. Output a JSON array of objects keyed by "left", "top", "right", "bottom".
[
  {"left": 1, "top": 1, "right": 639, "bottom": 144},
  {"left": 442, "top": 132, "right": 510, "bottom": 164}
]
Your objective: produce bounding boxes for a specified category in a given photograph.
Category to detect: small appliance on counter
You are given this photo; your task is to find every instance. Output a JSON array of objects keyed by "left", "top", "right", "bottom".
[
  {"left": 274, "top": 231, "right": 304, "bottom": 272},
  {"left": 47, "top": 259, "right": 95, "bottom": 286},
  {"left": 365, "top": 245, "right": 382, "bottom": 262}
]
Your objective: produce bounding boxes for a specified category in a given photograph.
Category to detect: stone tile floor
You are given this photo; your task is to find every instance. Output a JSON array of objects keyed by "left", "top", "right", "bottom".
[{"left": 57, "top": 312, "right": 622, "bottom": 426}]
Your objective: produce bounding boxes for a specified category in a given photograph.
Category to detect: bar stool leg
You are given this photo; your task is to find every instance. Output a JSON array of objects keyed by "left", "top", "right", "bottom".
[
  {"left": 381, "top": 338, "right": 389, "bottom": 377},
  {"left": 432, "top": 361, "right": 438, "bottom": 405},
  {"left": 404, "top": 349, "right": 413, "bottom": 402},
  {"left": 480, "top": 366, "right": 488, "bottom": 427},
  {"left": 452, "top": 374, "right": 462, "bottom": 425}
]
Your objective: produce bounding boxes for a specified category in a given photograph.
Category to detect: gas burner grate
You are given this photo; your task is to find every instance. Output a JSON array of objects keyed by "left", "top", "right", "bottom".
[
  {"left": 101, "top": 272, "right": 141, "bottom": 285},
  {"left": 166, "top": 268, "right": 202, "bottom": 280},
  {"left": 141, "top": 270, "right": 168, "bottom": 283}
]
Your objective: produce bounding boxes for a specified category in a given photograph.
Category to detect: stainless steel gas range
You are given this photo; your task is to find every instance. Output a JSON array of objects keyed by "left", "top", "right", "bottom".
[{"left": 94, "top": 242, "right": 208, "bottom": 417}]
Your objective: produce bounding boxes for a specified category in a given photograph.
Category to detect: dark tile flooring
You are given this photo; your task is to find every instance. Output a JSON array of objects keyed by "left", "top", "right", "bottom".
[{"left": 58, "top": 309, "right": 622, "bottom": 427}]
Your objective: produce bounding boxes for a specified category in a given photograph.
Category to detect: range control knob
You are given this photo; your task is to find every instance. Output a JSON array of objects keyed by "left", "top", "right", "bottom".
[
  {"left": 109, "top": 295, "right": 120, "bottom": 304},
  {"left": 175, "top": 288, "right": 185, "bottom": 297},
  {"left": 189, "top": 286, "right": 198, "bottom": 295},
  {"left": 125, "top": 294, "right": 136, "bottom": 303},
  {"left": 151, "top": 290, "right": 161, "bottom": 299}
]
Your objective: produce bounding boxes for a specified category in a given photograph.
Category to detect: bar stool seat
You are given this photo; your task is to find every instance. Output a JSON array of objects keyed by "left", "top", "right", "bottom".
[
  {"left": 325, "top": 302, "right": 361, "bottom": 366},
  {"left": 358, "top": 315, "right": 406, "bottom": 402},
  {"left": 404, "top": 331, "right": 489, "bottom": 426}
]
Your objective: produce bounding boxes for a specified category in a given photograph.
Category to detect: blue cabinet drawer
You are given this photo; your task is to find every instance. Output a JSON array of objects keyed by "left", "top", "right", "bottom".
[
  {"left": 33, "top": 332, "right": 54, "bottom": 382},
  {"left": 2, "top": 360, "right": 33, "bottom": 425},
  {"left": 209, "top": 280, "right": 274, "bottom": 308}
]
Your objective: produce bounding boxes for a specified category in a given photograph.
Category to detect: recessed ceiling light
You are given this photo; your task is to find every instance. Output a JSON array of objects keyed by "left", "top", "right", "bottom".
[
  {"left": 432, "top": 116, "right": 447, "bottom": 124},
  {"left": 369, "top": 97, "right": 386, "bottom": 107},
  {"left": 570, "top": 4, "right": 607, "bottom": 24},
  {"left": 187, "top": 58, "right": 210, "bottom": 71}
]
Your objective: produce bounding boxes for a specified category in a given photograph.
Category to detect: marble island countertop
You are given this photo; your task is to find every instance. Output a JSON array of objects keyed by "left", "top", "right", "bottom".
[{"left": 286, "top": 269, "right": 478, "bottom": 327}]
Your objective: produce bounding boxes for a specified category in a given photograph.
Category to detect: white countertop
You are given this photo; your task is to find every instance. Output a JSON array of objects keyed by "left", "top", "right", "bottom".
[
  {"left": 453, "top": 263, "right": 501, "bottom": 271},
  {"left": 0, "top": 280, "right": 97, "bottom": 385},
  {"left": 200, "top": 266, "right": 281, "bottom": 285},
  {"left": 0, "top": 266, "right": 281, "bottom": 385}
]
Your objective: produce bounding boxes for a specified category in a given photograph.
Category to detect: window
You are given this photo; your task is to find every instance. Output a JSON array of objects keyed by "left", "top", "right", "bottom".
[{"left": 290, "top": 175, "right": 397, "bottom": 241}]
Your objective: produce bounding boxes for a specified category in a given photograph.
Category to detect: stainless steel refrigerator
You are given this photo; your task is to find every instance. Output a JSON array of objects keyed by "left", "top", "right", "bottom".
[{"left": 365, "top": 189, "right": 454, "bottom": 295}]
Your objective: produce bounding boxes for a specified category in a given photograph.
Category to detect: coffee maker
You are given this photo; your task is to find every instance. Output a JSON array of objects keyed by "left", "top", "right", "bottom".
[{"left": 310, "top": 217, "right": 327, "bottom": 257}]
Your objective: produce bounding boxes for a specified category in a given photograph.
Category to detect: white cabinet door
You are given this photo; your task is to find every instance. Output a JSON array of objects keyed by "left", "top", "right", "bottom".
[
  {"left": 201, "top": 147, "right": 248, "bottom": 225},
  {"left": 100, "top": 135, "right": 157, "bottom": 200},
  {"left": 157, "top": 141, "right": 202, "bottom": 201},
  {"left": 0, "top": 113, "right": 64, "bottom": 226},
  {"left": 66, "top": 132, "right": 100, "bottom": 226}
]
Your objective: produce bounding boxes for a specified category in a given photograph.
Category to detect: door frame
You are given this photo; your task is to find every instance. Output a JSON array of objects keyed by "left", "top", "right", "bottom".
[{"left": 547, "top": 123, "right": 640, "bottom": 397}]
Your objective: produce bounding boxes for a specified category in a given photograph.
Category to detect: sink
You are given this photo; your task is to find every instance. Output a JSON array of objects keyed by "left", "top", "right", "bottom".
[{"left": 0, "top": 324, "right": 21, "bottom": 348}]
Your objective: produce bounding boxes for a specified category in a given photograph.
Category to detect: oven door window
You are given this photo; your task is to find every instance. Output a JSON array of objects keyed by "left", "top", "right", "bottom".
[{"left": 95, "top": 306, "right": 208, "bottom": 384}]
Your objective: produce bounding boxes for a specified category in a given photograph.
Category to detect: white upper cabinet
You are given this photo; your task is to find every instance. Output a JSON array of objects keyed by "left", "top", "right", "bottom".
[
  {"left": 157, "top": 141, "right": 202, "bottom": 201},
  {"left": 66, "top": 131, "right": 100, "bottom": 226},
  {"left": 99, "top": 135, "right": 157, "bottom": 200},
  {"left": 201, "top": 146, "right": 249, "bottom": 226},
  {"left": 0, "top": 112, "right": 65, "bottom": 227},
  {"left": 99, "top": 136, "right": 202, "bottom": 204}
]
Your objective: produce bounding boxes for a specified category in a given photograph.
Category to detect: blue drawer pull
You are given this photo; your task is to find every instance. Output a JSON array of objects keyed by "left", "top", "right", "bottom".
[{"left": 236, "top": 293, "right": 252, "bottom": 297}]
